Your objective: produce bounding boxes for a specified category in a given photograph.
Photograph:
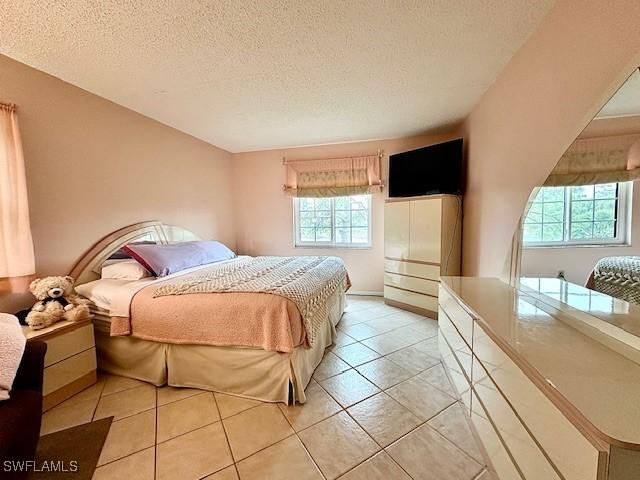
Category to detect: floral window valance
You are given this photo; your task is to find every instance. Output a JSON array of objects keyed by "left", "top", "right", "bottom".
[
  {"left": 544, "top": 133, "right": 640, "bottom": 186},
  {"left": 284, "top": 154, "right": 383, "bottom": 198}
]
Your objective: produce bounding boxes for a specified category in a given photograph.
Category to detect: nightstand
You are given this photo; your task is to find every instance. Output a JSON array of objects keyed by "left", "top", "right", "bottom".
[{"left": 22, "top": 318, "right": 97, "bottom": 411}]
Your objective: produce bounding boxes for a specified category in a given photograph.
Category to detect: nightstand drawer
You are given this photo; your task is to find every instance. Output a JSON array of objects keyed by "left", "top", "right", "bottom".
[
  {"left": 43, "top": 347, "right": 97, "bottom": 396},
  {"left": 44, "top": 323, "right": 95, "bottom": 367}
]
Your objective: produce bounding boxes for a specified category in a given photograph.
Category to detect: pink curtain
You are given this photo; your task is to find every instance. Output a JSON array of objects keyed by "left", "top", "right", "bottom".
[
  {"left": 544, "top": 133, "right": 640, "bottom": 186},
  {"left": 284, "top": 154, "right": 383, "bottom": 197},
  {"left": 0, "top": 103, "right": 35, "bottom": 288}
]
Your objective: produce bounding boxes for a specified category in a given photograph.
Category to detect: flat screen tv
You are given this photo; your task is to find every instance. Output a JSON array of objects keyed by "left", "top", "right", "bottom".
[{"left": 388, "top": 139, "right": 463, "bottom": 197}]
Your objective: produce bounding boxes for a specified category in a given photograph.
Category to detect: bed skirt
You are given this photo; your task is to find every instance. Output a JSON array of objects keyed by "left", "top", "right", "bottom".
[{"left": 92, "top": 289, "right": 345, "bottom": 404}]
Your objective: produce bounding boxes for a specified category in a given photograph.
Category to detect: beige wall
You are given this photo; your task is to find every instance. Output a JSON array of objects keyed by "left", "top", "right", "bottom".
[
  {"left": 232, "top": 132, "right": 459, "bottom": 293},
  {"left": 0, "top": 54, "right": 236, "bottom": 311},
  {"left": 461, "top": 0, "right": 640, "bottom": 277}
]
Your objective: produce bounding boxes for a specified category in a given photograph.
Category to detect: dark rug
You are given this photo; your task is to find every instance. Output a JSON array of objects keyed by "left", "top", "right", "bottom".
[{"left": 27, "top": 417, "right": 113, "bottom": 480}]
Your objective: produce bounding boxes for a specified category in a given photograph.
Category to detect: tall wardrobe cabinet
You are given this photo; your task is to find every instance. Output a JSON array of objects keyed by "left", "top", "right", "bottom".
[{"left": 383, "top": 195, "right": 462, "bottom": 318}]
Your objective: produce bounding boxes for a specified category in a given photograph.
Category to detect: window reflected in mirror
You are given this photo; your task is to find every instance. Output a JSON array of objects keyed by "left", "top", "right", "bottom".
[{"left": 519, "top": 67, "right": 640, "bottom": 307}]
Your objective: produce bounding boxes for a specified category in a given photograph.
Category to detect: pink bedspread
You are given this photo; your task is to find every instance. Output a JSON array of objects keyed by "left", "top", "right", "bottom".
[
  {"left": 111, "top": 284, "right": 305, "bottom": 352},
  {"left": 111, "top": 286, "right": 306, "bottom": 353}
]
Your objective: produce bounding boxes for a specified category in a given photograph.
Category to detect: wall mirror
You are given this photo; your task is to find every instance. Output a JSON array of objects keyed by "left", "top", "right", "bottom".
[{"left": 518, "top": 68, "right": 640, "bottom": 306}]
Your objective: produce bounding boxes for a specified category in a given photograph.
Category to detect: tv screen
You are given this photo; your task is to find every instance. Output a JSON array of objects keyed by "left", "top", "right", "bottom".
[{"left": 388, "top": 139, "right": 463, "bottom": 197}]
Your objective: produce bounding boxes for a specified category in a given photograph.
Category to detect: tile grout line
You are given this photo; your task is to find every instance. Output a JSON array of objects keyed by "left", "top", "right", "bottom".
[
  {"left": 324, "top": 332, "right": 454, "bottom": 479},
  {"left": 90, "top": 375, "right": 108, "bottom": 422},
  {"left": 337, "top": 314, "right": 434, "bottom": 342},
  {"left": 315, "top": 341, "right": 440, "bottom": 387},
  {"left": 55, "top": 302, "right": 484, "bottom": 480},
  {"left": 276, "top": 397, "right": 328, "bottom": 480},
  {"left": 315, "top": 352, "right": 485, "bottom": 475},
  {"left": 384, "top": 399, "right": 487, "bottom": 469},
  {"left": 335, "top": 329, "right": 439, "bottom": 364},
  {"left": 212, "top": 391, "right": 242, "bottom": 479},
  {"left": 308, "top": 375, "right": 410, "bottom": 479},
  {"left": 216, "top": 395, "right": 263, "bottom": 422},
  {"left": 95, "top": 393, "right": 229, "bottom": 474},
  {"left": 93, "top": 360, "right": 473, "bottom": 476},
  {"left": 294, "top": 431, "right": 328, "bottom": 480},
  {"left": 154, "top": 387, "right": 158, "bottom": 480}
]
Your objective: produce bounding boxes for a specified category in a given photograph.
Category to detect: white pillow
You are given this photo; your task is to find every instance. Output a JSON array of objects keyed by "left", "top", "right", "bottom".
[
  {"left": 75, "top": 279, "right": 124, "bottom": 311},
  {"left": 101, "top": 259, "right": 152, "bottom": 280}
]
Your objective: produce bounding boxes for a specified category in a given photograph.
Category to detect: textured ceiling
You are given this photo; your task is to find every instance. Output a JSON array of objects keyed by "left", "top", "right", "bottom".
[
  {"left": 597, "top": 69, "right": 640, "bottom": 118},
  {"left": 0, "top": 1, "right": 554, "bottom": 152}
]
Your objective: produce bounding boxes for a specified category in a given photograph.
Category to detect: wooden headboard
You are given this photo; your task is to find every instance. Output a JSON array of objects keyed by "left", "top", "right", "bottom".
[{"left": 68, "top": 221, "right": 200, "bottom": 285}]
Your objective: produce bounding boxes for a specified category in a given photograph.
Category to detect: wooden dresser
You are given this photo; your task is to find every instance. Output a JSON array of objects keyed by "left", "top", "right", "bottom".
[
  {"left": 439, "top": 276, "right": 640, "bottom": 480},
  {"left": 384, "top": 194, "right": 461, "bottom": 318},
  {"left": 23, "top": 318, "right": 97, "bottom": 411}
]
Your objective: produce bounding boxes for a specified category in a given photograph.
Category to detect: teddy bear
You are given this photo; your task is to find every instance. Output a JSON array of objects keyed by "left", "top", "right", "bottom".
[{"left": 25, "top": 276, "right": 91, "bottom": 330}]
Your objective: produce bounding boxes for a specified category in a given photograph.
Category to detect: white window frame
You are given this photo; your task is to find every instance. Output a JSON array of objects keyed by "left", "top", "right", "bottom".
[
  {"left": 523, "top": 182, "right": 632, "bottom": 248},
  {"left": 293, "top": 195, "right": 372, "bottom": 248}
]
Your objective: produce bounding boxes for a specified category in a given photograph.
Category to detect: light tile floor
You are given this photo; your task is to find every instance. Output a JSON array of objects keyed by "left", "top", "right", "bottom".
[{"left": 41, "top": 296, "right": 496, "bottom": 480}]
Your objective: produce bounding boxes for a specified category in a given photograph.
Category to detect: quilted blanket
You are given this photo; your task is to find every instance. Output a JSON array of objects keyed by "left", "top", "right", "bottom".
[
  {"left": 153, "top": 256, "right": 349, "bottom": 346},
  {"left": 593, "top": 256, "right": 640, "bottom": 305}
]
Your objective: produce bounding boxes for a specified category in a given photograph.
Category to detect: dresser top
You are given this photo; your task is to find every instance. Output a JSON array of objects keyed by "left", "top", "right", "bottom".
[{"left": 441, "top": 276, "right": 640, "bottom": 449}]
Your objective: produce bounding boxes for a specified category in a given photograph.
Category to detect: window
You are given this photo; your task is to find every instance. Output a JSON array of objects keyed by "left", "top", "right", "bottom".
[
  {"left": 294, "top": 195, "right": 371, "bottom": 247},
  {"left": 523, "top": 182, "right": 631, "bottom": 247}
]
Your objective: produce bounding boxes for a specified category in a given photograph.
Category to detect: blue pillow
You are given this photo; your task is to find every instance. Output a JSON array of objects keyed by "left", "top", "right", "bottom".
[{"left": 123, "top": 241, "right": 236, "bottom": 277}]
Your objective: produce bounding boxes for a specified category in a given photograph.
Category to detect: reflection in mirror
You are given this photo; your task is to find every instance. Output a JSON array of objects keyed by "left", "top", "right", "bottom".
[{"left": 519, "top": 68, "right": 640, "bottom": 306}]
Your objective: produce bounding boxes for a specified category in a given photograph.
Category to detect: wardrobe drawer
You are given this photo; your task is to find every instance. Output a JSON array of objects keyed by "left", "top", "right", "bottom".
[
  {"left": 474, "top": 372, "right": 561, "bottom": 479},
  {"left": 384, "top": 272, "right": 439, "bottom": 297},
  {"left": 439, "top": 286, "right": 474, "bottom": 346},
  {"left": 384, "top": 285, "right": 437, "bottom": 312},
  {"left": 470, "top": 390, "right": 522, "bottom": 480},
  {"left": 43, "top": 347, "right": 97, "bottom": 396},
  {"left": 384, "top": 259, "right": 440, "bottom": 281},
  {"left": 474, "top": 324, "right": 600, "bottom": 480},
  {"left": 44, "top": 323, "right": 95, "bottom": 367}
]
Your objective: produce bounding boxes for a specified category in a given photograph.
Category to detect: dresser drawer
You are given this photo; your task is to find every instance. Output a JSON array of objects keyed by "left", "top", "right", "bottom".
[
  {"left": 439, "top": 332, "right": 471, "bottom": 410},
  {"left": 439, "top": 310, "right": 473, "bottom": 379},
  {"left": 384, "top": 272, "right": 439, "bottom": 297},
  {"left": 384, "top": 259, "right": 440, "bottom": 281},
  {"left": 44, "top": 323, "right": 95, "bottom": 367},
  {"left": 474, "top": 374, "right": 561, "bottom": 480},
  {"left": 470, "top": 390, "right": 522, "bottom": 480},
  {"left": 43, "top": 347, "right": 97, "bottom": 396},
  {"left": 439, "top": 286, "right": 474, "bottom": 347},
  {"left": 472, "top": 324, "right": 511, "bottom": 369},
  {"left": 384, "top": 285, "right": 437, "bottom": 312},
  {"left": 473, "top": 323, "right": 600, "bottom": 480}
]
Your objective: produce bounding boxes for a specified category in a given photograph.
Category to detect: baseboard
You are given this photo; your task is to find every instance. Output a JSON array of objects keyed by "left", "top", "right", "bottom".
[{"left": 347, "top": 291, "right": 384, "bottom": 296}]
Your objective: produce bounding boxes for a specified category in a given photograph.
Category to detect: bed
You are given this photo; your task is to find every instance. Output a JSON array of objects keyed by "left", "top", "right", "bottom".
[
  {"left": 586, "top": 256, "right": 640, "bottom": 305},
  {"left": 70, "top": 221, "right": 349, "bottom": 404}
]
